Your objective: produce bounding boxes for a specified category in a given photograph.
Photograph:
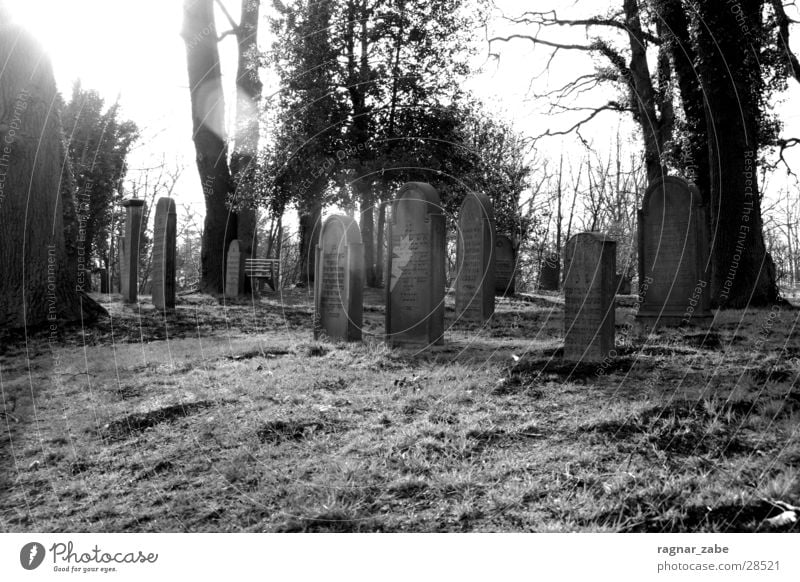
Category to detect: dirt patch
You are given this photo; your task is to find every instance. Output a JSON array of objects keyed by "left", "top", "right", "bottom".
[
  {"left": 466, "top": 426, "right": 545, "bottom": 451},
  {"left": 275, "top": 511, "right": 384, "bottom": 533},
  {"left": 256, "top": 417, "right": 344, "bottom": 444},
  {"left": 99, "top": 400, "right": 218, "bottom": 442},
  {"left": 226, "top": 348, "right": 291, "bottom": 361}
]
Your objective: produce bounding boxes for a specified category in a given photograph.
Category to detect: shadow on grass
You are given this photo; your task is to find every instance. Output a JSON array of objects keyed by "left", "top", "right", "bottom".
[
  {"left": 597, "top": 497, "right": 799, "bottom": 532},
  {"left": 585, "top": 399, "right": 757, "bottom": 457},
  {"left": 506, "top": 351, "right": 637, "bottom": 386},
  {"left": 275, "top": 511, "right": 384, "bottom": 532}
]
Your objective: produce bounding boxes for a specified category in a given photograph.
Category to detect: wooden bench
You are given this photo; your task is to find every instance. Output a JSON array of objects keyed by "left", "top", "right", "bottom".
[{"left": 244, "top": 258, "right": 280, "bottom": 292}]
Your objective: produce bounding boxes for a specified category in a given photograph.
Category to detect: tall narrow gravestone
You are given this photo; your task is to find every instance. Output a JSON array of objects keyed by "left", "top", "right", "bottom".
[
  {"left": 225, "top": 240, "right": 241, "bottom": 299},
  {"left": 637, "top": 176, "right": 711, "bottom": 328},
  {"left": 495, "top": 235, "right": 516, "bottom": 296},
  {"left": 120, "top": 198, "right": 145, "bottom": 303},
  {"left": 385, "top": 182, "right": 446, "bottom": 346},
  {"left": 455, "top": 192, "right": 495, "bottom": 323},
  {"left": 538, "top": 253, "right": 560, "bottom": 291},
  {"left": 314, "top": 215, "right": 364, "bottom": 341},
  {"left": 151, "top": 197, "right": 177, "bottom": 310},
  {"left": 564, "top": 233, "right": 616, "bottom": 363}
]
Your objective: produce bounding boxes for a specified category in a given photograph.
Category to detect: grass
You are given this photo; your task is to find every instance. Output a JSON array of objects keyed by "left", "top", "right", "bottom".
[{"left": 1, "top": 288, "right": 799, "bottom": 532}]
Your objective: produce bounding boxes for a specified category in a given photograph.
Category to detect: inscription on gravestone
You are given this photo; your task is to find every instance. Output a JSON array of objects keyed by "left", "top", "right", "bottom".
[
  {"left": 151, "top": 197, "right": 177, "bottom": 310},
  {"left": 494, "top": 235, "right": 516, "bottom": 296},
  {"left": 455, "top": 193, "right": 495, "bottom": 323},
  {"left": 385, "top": 182, "right": 445, "bottom": 346},
  {"left": 314, "top": 215, "right": 364, "bottom": 342},
  {"left": 564, "top": 232, "right": 616, "bottom": 363},
  {"left": 225, "top": 240, "right": 241, "bottom": 299},
  {"left": 637, "top": 176, "right": 711, "bottom": 328},
  {"left": 120, "top": 198, "right": 145, "bottom": 303}
]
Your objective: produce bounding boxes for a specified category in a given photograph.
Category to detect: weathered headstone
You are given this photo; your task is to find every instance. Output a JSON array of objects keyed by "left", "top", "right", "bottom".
[
  {"left": 494, "top": 235, "right": 516, "bottom": 296},
  {"left": 455, "top": 192, "right": 495, "bottom": 323},
  {"left": 538, "top": 253, "right": 560, "bottom": 291},
  {"left": 637, "top": 176, "right": 711, "bottom": 328},
  {"left": 564, "top": 232, "right": 616, "bottom": 363},
  {"left": 120, "top": 198, "right": 145, "bottom": 303},
  {"left": 99, "top": 269, "right": 109, "bottom": 294},
  {"left": 385, "top": 182, "right": 445, "bottom": 346},
  {"left": 151, "top": 197, "right": 177, "bottom": 310},
  {"left": 225, "top": 240, "right": 241, "bottom": 299},
  {"left": 314, "top": 215, "right": 364, "bottom": 341},
  {"left": 615, "top": 272, "right": 632, "bottom": 295},
  {"left": 237, "top": 207, "right": 257, "bottom": 294}
]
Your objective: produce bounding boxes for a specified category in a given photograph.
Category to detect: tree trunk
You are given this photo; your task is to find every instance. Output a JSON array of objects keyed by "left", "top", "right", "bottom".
[
  {"left": 355, "top": 180, "right": 377, "bottom": 287},
  {"left": 182, "top": 0, "right": 235, "bottom": 294},
  {"left": 623, "top": 0, "right": 668, "bottom": 181},
  {"left": 375, "top": 200, "right": 387, "bottom": 287},
  {"left": 0, "top": 25, "right": 104, "bottom": 328},
  {"left": 297, "top": 181, "right": 323, "bottom": 286},
  {"left": 693, "top": 0, "right": 778, "bottom": 307},
  {"left": 230, "top": 0, "right": 262, "bottom": 293}
]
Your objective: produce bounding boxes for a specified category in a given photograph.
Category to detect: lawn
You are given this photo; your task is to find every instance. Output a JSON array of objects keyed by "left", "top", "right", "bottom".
[{"left": 1, "top": 289, "right": 799, "bottom": 532}]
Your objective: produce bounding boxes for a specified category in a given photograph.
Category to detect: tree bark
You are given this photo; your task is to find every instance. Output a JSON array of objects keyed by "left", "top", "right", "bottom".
[
  {"left": 182, "top": 0, "right": 236, "bottom": 294},
  {"left": 375, "top": 200, "right": 387, "bottom": 287},
  {"left": 230, "top": 0, "right": 262, "bottom": 293},
  {"left": 297, "top": 179, "right": 324, "bottom": 286},
  {"left": 623, "top": 0, "right": 671, "bottom": 182},
  {"left": 656, "top": 0, "right": 711, "bottom": 207},
  {"left": 693, "top": 0, "right": 778, "bottom": 307},
  {"left": 0, "top": 25, "right": 104, "bottom": 328},
  {"left": 356, "top": 180, "right": 377, "bottom": 287}
]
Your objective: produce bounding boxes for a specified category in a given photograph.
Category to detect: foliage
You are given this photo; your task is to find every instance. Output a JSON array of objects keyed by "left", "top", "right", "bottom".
[
  {"left": 62, "top": 82, "right": 139, "bottom": 274},
  {"left": 261, "top": 0, "right": 490, "bottom": 211}
]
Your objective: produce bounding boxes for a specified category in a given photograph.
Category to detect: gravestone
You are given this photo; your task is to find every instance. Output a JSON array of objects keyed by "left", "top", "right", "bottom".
[
  {"left": 455, "top": 192, "right": 495, "bottom": 323},
  {"left": 99, "top": 269, "right": 109, "bottom": 294},
  {"left": 225, "top": 240, "right": 241, "bottom": 299},
  {"left": 615, "top": 272, "right": 632, "bottom": 295},
  {"left": 385, "top": 182, "right": 445, "bottom": 346},
  {"left": 120, "top": 198, "right": 145, "bottom": 303},
  {"left": 564, "top": 232, "right": 616, "bottom": 363},
  {"left": 314, "top": 215, "right": 364, "bottom": 341},
  {"left": 237, "top": 207, "right": 257, "bottom": 294},
  {"left": 151, "top": 197, "right": 177, "bottom": 310},
  {"left": 538, "top": 253, "right": 560, "bottom": 291},
  {"left": 637, "top": 176, "right": 711, "bottom": 328},
  {"left": 494, "top": 235, "right": 516, "bottom": 296}
]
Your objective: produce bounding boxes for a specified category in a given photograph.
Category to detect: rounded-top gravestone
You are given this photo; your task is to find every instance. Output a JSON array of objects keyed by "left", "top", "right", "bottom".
[
  {"left": 455, "top": 192, "right": 495, "bottom": 324},
  {"left": 314, "top": 215, "right": 364, "bottom": 342},
  {"left": 385, "top": 182, "right": 446, "bottom": 346},
  {"left": 637, "top": 176, "right": 711, "bottom": 329},
  {"left": 152, "top": 197, "right": 177, "bottom": 310}
]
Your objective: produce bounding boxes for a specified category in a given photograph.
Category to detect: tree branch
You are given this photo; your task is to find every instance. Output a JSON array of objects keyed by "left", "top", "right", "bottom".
[
  {"left": 218, "top": 29, "right": 237, "bottom": 42},
  {"left": 771, "top": 0, "right": 800, "bottom": 83},
  {"left": 214, "top": 0, "right": 239, "bottom": 32},
  {"left": 506, "top": 9, "right": 662, "bottom": 45}
]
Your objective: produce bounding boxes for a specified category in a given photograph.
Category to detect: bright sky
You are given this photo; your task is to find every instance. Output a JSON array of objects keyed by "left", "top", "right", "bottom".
[
  {"left": 3, "top": 0, "right": 240, "bottom": 221},
  {"left": 4, "top": 0, "right": 800, "bottom": 229}
]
